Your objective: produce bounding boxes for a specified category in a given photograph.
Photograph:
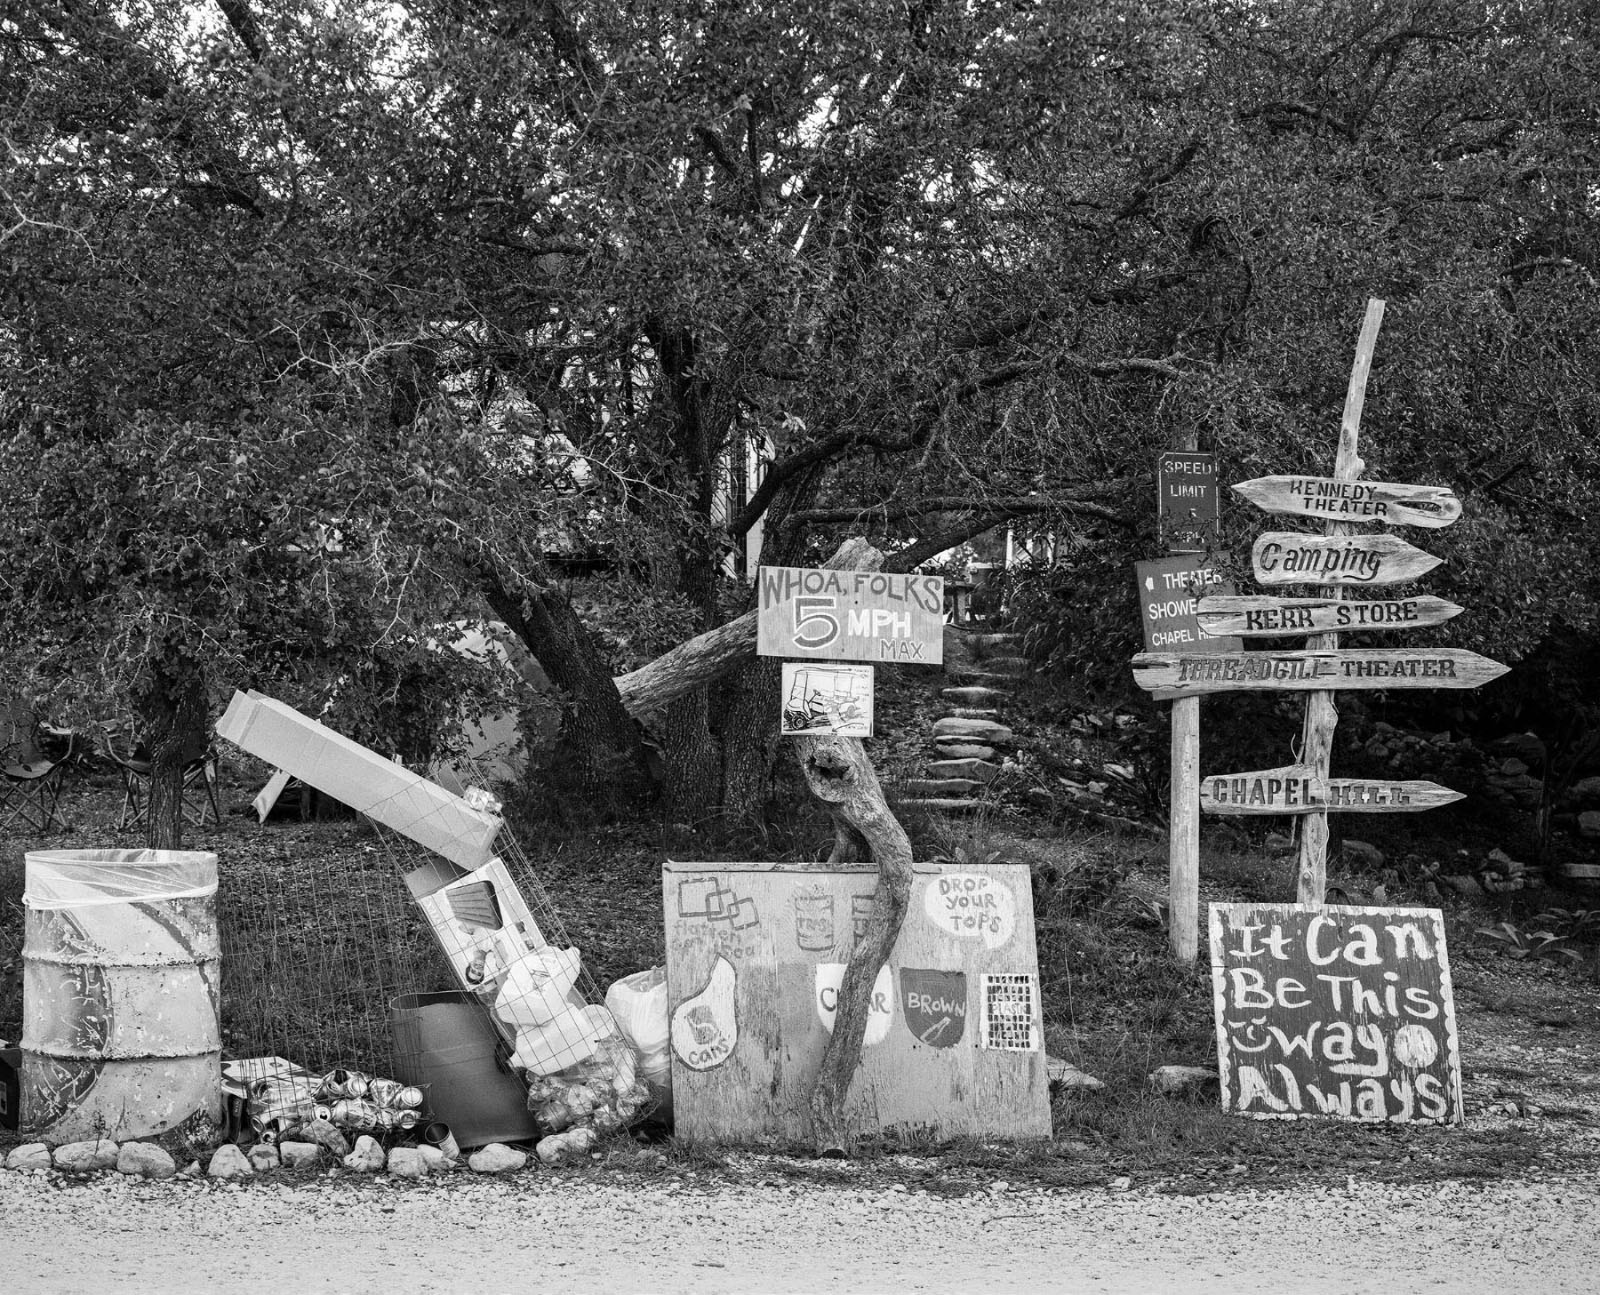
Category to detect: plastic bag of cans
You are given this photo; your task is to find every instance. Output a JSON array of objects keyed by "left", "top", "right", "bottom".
[
  {"left": 523, "top": 1036, "right": 651, "bottom": 1136},
  {"left": 310, "top": 1069, "right": 425, "bottom": 1134}
]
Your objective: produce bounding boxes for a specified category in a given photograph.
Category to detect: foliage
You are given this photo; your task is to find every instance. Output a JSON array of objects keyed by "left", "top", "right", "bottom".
[{"left": 1474, "top": 921, "right": 1583, "bottom": 964}]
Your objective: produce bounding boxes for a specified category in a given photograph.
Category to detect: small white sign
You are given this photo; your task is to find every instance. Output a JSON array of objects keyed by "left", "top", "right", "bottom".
[{"left": 780, "top": 663, "right": 874, "bottom": 737}]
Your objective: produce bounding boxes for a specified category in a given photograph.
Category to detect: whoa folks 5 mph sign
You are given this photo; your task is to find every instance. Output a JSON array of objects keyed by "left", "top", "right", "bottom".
[{"left": 758, "top": 567, "right": 944, "bottom": 664}]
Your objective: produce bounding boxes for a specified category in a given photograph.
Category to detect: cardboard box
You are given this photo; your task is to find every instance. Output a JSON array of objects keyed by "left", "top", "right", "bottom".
[{"left": 216, "top": 691, "right": 503, "bottom": 868}]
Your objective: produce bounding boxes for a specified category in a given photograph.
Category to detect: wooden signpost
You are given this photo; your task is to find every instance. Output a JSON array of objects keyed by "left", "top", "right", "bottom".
[
  {"left": 1134, "top": 297, "right": 1510, "bottom": 978},
  {"left": 1232, "top": 477, "right": 1462, "bottom": 529},
  {"left": 1199, "top": 765, "right": 1465, "bottom": 815},
  {"left": 1131, "top": 646, "right": 1509, "bottom": 697},
  {"left": 1250, "top": 532, "right": 1442, "bottom": 587},
  {"left": 1195, "top": 594, "right": 1463, "bottom": 638},
  {"left": 1210, "top": 903, "right": 1463, "bottom": 1124}
]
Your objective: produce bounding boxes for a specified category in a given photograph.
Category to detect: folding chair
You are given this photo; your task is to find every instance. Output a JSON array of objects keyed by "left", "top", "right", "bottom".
[
  {"left": 1, "top": 729, "right": 77, "bottom": 832},
  {"left": 101, "top": 725, "right": 222, "bottom": 830}
]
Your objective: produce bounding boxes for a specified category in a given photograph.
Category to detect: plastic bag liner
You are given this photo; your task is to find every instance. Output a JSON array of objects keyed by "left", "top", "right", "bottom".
[{"left": 24, "top": 849, "right": 218, "bottom": 909}]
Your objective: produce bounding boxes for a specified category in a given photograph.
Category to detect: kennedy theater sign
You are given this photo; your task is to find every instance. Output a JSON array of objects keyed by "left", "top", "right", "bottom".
[{"left": 758, "top": 567, "right": 944, "bottom": 664}]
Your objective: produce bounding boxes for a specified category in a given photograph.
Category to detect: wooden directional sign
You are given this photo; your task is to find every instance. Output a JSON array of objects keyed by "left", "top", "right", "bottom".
[
  {"left": 1251, "top": 533, "right": 1441, "bottom": 587},
  {"left": 1135, "top": 556, "right": 1240, "bottom": 653},
  {"left": 1196, "top": 595, "right": 1464, "bottom": 639},
  {"left": 1233, "top": 477, "right": 1462, "bottom": 529},
  {"left": 1131, "top": 647, "right": 1509, "bottom": 697},
  {"left": 1199, "top": 765, "right": 1466, "bottom": 815}
]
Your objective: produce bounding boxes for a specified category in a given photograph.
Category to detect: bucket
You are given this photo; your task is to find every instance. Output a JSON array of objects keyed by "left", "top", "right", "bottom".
[
  {"left": 20, "top": 849, "right": 221, "bottom": 1142},
  {"left": 390, "top": 991, "right": 538, "bottom": 1149}
]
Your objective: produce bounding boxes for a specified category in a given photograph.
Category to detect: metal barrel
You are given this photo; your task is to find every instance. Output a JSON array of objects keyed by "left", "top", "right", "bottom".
[{"left": 20, "top": 850, "right": 221, "bottom": 1142}]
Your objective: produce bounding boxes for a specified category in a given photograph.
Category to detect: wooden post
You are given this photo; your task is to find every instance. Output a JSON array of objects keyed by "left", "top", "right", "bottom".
[
  {"left": 1170, "top": 693, "right": 1201, "bottom": 961},
  {"left": 1296, "top": 298, "right": 1386, "bottom": 907},
  {"left": 1169, "top": 431, "right": 1202, "bottom": 963}
]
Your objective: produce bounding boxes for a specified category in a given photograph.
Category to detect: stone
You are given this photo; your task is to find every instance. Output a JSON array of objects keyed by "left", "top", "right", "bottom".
[
  {"left": 898, "top": 778, "right": 982, "bottom": 797},
  {"left": 54, "top": 1140, "right": 120, "bottom": 1172},
  {"left": 5, "top": 1143, "right": 52, "bottom": 1172},
  {"left": 181, "top": 1160, "right": 203, "bottom": 1177},
  {"left": 941, "top": 686, "right": 1010, "bottom": 704},
  {"left": 1265, "top": 832, "right": 1294, "bottom": 854},
  {"left": 1045, "top": 1056, "right": 1105, "bottom": 1091},
  {"left": 896, "top": 798, "right": 983, "bottom": 813},
  {"left": 293, "top": 1119, "right": 350, "bottom": 1158},
  {"left": 1500, "top": 757, "right": 1529, "bottom": 777},
  {"left": 343, "top": 1135, "right": 386, "bottom": 1173},
  {"left": 386, "top": 1146, "right": 428, "bottom": 1179},
  {"left": 207, "top": 1144, "right": 254, "bottom": 1179},
  {"left": 418, "top": 1145, "right": 448, "bottom": 1172},
  {"left": 116, "top": 1142, "right": 177, "bottom": 1180},
  {"left": 947, "top": 707, "right": 1001, "bottom": 719},
  {"left": 933, "top": 743, "right": 996, "bottom": 761},
  {"left": 1342, "top": 839, "right": 1385, "bottom": 869},
  {"left": 932, "top": 716, "right": 1014, "bottom": 744},
  {"left": 1439, "top": 874, "right": 1485, "bottom": 899},
  {"left": 1568, "top": 776, "right": 1600, "bottom": 806},
  {"left": 248, "top": 1144, "right": 281, "bottom": 1171},
  {"left": 536, "top": 1127, "right": 596, "bottom": 1166},
  {"left": 278, "top": 1141, "right": 323, "bottom": 1169},
  {"left": 926, "top": 758, "right": 1000, "bottom": 783},
  {"left": 1580, "top": 811, "right": 1600, "bottom": 840},
  {"left": 1149, "top": 1065, "right": 1218, "bottom": 1096},
  {"left": 468, "top": 1142, "right": 528, "bottom": 1174},
  {"left": 1490, "top": 732, "right": 1545, "bottom": 767}
]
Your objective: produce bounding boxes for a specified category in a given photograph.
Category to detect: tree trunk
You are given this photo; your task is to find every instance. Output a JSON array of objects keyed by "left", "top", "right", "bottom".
[
  {"left": 134, "top": 670, "right": 207, "bottom": 850},
  {"left": 657, "top": 689, "right": 722, "bottom": 826},
  {"left": 796, "top": 733, "right": 914, "bottom": 1155},
  {"left": 484, "top": 576, "right": 654, "bottom": 812}
]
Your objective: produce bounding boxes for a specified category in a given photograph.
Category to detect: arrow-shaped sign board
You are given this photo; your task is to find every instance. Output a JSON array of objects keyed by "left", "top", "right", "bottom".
[
  {"left": 1196, "top": 594, "right": 1464, "bottom": 639},
  {"left": 1131, "top": 647, "right": 1509, "bottom": 697},
  {"left": 1199, "top": 764, "right": 1467, "bottom": 814},
  {"left": 1232, "top": 477, "right": 1462, "bottom": 528},
  {"left": 1251, "top": 532, "right": 1441, "bottom": 587}
]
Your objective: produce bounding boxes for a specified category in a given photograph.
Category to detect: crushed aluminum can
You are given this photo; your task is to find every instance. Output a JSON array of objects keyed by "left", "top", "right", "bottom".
[
  {"left": 395, "top": 1086, "right": 424, "bottom": 1111},
  {"left": 395, "top": 1110, "right": 419, "bottom": 1130},
  {"left": 329, "top": 1098, "right": 380, "bottom": 1130},
  {"left": 367, "top": 1078, "right": 403, "bottom": 1108}
]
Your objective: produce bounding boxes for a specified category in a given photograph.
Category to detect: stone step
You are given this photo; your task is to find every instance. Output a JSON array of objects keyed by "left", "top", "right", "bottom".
[
  {"left": 947, "top": 666, "right": 1030, "bottom": 685},
  {"left": 977, "top": 655, "right": 1031, "bottom": 675},
  {"left": 933, "top": 717, "right": 1015, "bottom": 744},
  {"left": 899, "top": 778, "right": 984, "bottom": 797},
  {"left": 941, "top": 686, "right": 1010, "bottom": 705},
  {"left": 947, "top": 707, "right": 1001, "bottom": 720},
  {"left": 932, "top": 742, "right": 997, "bottom": 761},
  {"left": 896, "top": 797, "right": 983, "bottom": 813},
  {"left": 927, "top": 758, "right": 1001, "bottom": 783},
  {"left": 963, "top": 632, "right": 1022, "bottom": 650}
]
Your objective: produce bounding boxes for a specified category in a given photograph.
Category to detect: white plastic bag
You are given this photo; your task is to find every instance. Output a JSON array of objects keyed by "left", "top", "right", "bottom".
[
  {"left": 509, "top": 1003, "right": 617, "bottom": 1076},
  {"left": 493, "top": 946, "right": 583, "bottom": 1029},
  {"left": 604, "top": 966, "right": 669, "bottom": 1057}
]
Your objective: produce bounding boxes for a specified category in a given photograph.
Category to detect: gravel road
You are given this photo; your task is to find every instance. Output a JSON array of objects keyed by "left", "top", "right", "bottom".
[{"left": 3, "top": 1165, "right": 1597, "bottom": 1293}]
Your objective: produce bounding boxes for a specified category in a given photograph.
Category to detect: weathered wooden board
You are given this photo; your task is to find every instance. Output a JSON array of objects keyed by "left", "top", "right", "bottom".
[
  {"left": 1131, "top": 648, "right": 1508, "bottom": 697},
  {"left": 757, "top": 567, "right": 944, "bottom": 664},
  {"left": 1136, "top": 555, "right": 1240, "bottom": 653},
  {"left": 664, "top": 861, "right": 1050, "bottom": 1145},
  {"left": 1233, "top": 477, "right": 1462, "bottom": 529},
  {"left": 1200, "top": 765, "right": 1466, "bottom": 815},
  {"left": 1196, "top": 594, "right": 1462, "bottom": 638},
  {"left": 1251, "top": 533, "right": 1441, "bottom": 587},
  {"left": 1210, "top": 903, "right": 1463, "bottom": 1124}
]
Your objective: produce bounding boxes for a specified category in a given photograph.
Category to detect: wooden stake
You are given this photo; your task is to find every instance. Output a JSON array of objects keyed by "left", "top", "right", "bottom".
[
  {"left": 1170, "top": 694, "right": 1201, "bottom": 961},
  {"left": 1297, "top": 298, "right": 1386, "bottom": 907}
]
